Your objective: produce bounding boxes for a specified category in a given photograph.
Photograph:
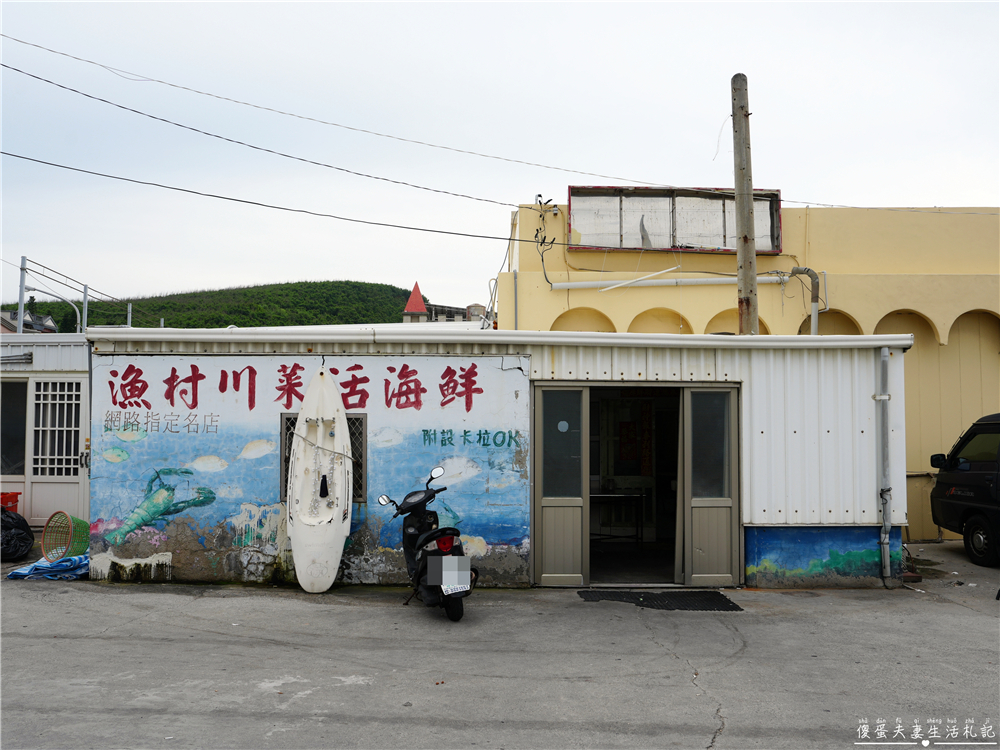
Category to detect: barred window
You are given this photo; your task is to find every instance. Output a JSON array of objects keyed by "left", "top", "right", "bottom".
[{"left": 281, "top": 413, "right": 366, "bottom": 504}]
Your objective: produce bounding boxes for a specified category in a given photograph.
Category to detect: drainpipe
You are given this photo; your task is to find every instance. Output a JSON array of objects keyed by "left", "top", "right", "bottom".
[
  {"left": 876, "top": 347, "right": 893, "bottom": 580},
  {"left": 513, "top": 270, "right": 518, "bottom": 330},
  {"left": 790, "top": 267, "right": 820, "bottom": 335}
]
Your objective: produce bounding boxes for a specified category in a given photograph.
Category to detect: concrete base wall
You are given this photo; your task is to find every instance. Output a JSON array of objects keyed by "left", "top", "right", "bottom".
[{"left": 745, "top": 525, "right": 904, "bottom": 588}]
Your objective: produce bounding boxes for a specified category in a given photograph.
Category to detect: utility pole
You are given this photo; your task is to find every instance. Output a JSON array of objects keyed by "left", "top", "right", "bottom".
[
  {"left": 732, "top": 73, "right": 759, "bottom": 335},
  {"left": 16, "top": 256, "right": 26, "bottom": 334}
]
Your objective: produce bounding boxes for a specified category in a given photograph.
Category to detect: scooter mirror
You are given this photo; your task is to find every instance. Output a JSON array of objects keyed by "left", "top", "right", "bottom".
[
  {"left": 377, "top": 495, "right": 392, "bottom": 506},
  {"left": 430, "top": 466, "right": 445, "bottom": 480}
]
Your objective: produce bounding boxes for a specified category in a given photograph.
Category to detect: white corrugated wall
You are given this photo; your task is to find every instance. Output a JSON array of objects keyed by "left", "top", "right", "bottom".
[
  {"left": 1, "top": 334, "right": 89, "bottom": 372},
  {"left": 88, "top": 329, "right": 910, "bottom": 527}
]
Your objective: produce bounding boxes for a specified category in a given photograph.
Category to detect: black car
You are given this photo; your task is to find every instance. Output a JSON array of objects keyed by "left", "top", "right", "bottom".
[{"left": 930, "top": 413, "right": 1000, "bottom": 567}]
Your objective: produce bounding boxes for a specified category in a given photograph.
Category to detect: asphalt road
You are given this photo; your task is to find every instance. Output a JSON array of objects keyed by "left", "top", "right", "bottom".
[{"left": 2, "top": 541, "right": 997, "bottom": 750}]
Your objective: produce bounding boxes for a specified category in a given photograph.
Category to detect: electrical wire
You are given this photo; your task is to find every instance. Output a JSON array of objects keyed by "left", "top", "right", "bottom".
[
  {"left": 5, "top": 35, "right": 996, "bottom": 216},
  {"left": 0, "top": 151, "right": 644, "bottom": 252},
  {"left": 3, "top": 64, "right": 518, "bottom": 209},
  {"left": 1, "top": 257, "right": 162, "bottom": 325},
  {"left": 0, "top": 33, "right": 671, "bottom": 188}
]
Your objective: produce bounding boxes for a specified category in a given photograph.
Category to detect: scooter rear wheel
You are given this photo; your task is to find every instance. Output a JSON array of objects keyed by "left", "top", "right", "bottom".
[{"left": 443, "top": 596, "right": 464, "bottom": 622}]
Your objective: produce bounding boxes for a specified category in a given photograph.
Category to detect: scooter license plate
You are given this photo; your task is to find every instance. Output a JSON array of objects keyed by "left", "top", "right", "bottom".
[{"left": 441, "top": 583, "right": 470, "bottom": 595}]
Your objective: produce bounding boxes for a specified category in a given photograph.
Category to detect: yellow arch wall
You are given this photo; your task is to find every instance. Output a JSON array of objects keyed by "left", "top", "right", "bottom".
[
  {"left": 550, "top": 308, "right": 616, "bottom": 333},
  {"left": 876, "top": 311, "right": 1000, "bottom": 539},
  {"left": 705, "top": 309, "right": 772, "bottom": 335},
  {"left": 627, "top": 308, "right": 693, "bottom": 334}
]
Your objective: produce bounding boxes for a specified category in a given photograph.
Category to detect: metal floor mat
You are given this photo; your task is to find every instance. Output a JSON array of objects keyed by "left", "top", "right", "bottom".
[{"left": 578, "top": 589, "right": 743, "bottom": 611}]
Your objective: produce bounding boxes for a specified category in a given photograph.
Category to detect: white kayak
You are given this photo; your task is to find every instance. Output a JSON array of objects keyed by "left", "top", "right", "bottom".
[{"left": 287, "top": 368, "right": 353, "bottom": 593}]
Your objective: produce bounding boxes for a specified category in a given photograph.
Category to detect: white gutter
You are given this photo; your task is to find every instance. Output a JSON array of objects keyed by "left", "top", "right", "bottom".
[
  {"left": 87, "top": 326, "right": 914, "bottom": 352},
  {"left": 550, "top": 275, "right": 786, "bottom": 291}
]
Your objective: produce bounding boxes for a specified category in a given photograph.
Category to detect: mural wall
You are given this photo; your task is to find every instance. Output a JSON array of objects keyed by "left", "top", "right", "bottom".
[
  {"left": 90, "top": 354, "right": 531, "bottom": 585},
  {"left": 744, "top": 526, "right": 904, "bottom": 588}
]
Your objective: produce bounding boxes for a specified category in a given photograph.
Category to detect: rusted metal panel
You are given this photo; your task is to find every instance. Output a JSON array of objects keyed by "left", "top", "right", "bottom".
[
  {"left": 622, "top": 194, "right": 672, "bottom": 249},
  {"left": 676, "top": 196, "right": 727, "bottom": 249},
  {"left": 569, "top": 186, "right": 782, "bottom": 254}
]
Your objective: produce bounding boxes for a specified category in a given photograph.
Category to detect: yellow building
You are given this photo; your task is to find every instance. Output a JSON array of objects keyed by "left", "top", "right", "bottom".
[{"left": 497, "top": 189, "right": 1000, "bottom": 541}]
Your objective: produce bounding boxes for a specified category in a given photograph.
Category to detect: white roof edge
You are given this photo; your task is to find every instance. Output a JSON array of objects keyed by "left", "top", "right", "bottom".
[
  {"left": 86, "top": 326, "right": 914, "bottom": 351},
  {"left": 1, "top": 333, "right": 89, "bottom": 345}
]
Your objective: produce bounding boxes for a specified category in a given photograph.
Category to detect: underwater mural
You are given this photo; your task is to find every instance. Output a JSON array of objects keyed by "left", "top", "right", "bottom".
[
  {"left": 744, "top": 526, "right": 904, "bottom": 588},
  {"left": 90, "top": 355, "right": 531, "bottom": 584}
]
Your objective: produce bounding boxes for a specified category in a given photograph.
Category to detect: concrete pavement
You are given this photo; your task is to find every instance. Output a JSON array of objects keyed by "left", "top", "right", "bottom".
[{"left": 2, "top": 540, "right": 997, "bottom": 750}]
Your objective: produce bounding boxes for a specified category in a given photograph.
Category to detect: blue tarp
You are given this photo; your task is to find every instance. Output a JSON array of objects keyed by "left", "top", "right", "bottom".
[{"left": 6, "top": 554, "right": 89, "bottom": 580}]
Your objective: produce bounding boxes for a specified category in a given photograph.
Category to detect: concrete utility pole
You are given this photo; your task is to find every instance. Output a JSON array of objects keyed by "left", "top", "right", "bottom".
[{"left": 732, "top": 73, "right": 759, "bottom": 335}]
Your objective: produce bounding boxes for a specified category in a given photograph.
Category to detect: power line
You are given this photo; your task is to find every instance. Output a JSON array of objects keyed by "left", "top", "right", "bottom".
[
  {"left": 2, "top": 64, "right": 518, "bottom": 209},
  {"left": 1, "top": 151, "right": 561, "bottom": 246},
  {"left": 0, "top": 33, "right": 671, "bottom": 187},
  {"left": 1, "top": 256, "right": 161, "bottom": 325},
  {"left": 5, "top": 40, "right": 995, "bottom": 216}
]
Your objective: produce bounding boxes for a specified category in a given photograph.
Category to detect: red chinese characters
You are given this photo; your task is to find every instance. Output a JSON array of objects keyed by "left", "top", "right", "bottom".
[
  {"left": 384, "top": 364, "right": 427, "bottom": 410},
  {"left": 108, "top": 365, "right": 152, "bottom": 409},
  {"left": 439, "top": 363, "right": 483, "bottom": 412},
  {"left": 330, "top": 365, "right": 370, "bottom": 410},
  {"left": 274, "top": 363, "right": 306, "bottom": 410},
  {"left": 163, "top": 365, "right": 206, "bottom": 410},
  {"left": 218, "top": 366, "right": 257, "bottom": 411}
]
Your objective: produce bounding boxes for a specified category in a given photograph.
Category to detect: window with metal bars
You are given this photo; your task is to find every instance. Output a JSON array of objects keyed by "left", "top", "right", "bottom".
[
  {"left": 32, "top": 381, "right": 81, "bottom": 477},
  {"left": 280, "top": 413, "right": 366, "bottom": 504}
]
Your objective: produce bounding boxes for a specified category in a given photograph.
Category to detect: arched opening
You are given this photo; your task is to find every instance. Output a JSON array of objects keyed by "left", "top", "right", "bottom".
[
  {"left": 627, "top": 308, "right": 693, "bottom": 334},
  {"left": 704, "top": 309, "right": 771, "bottom": 335},
  {"left": 875, "top": 309, "right": 940, "bottom": 344},
  {"left": 797, "top": 309, "right": 862, "bottom": 335},
  {"left": 874, "top": 309, "right": 999, "bottom": 541},
  {"left": 550, "top": 308, "right": 616, "bottom": 333}
]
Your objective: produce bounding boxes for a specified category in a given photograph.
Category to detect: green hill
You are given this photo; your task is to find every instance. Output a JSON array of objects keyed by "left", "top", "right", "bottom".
[{"left": 3, "top": 280, "right": 422, "bottom": 331}]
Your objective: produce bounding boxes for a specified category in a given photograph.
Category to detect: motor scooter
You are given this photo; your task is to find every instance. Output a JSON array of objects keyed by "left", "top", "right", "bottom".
[{"left": 378, "top": 466, "right": 478, "bottom": 621}]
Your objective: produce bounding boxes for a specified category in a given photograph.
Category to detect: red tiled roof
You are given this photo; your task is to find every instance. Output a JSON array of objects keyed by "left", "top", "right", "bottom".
[{"left": 404, "top": 282, "right": 427, "bottom": 313}]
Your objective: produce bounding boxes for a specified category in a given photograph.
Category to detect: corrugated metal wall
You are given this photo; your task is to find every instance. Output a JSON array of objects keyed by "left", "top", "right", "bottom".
[
  {"left": 1, "top": 334, "right": 89, "bottom": 372},
  {"left": 92, "top": 334, "right": 909, "bottom": 527}
]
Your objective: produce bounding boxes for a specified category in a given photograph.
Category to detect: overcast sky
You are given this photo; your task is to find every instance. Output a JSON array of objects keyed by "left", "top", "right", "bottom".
[{"left": 2, "top": 2, "right": 997, "bottom": 314}]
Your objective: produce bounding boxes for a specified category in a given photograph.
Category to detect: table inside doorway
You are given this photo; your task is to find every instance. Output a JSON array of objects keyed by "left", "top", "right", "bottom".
[{"left": 590, "top": 493, "right": 644, "bottom": 545}]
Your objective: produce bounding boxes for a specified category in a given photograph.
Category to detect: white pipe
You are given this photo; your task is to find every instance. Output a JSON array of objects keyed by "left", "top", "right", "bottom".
[
  {"left": 877, "top": 347, "right": 892, "bottom": 580},
  {"left": 597, "top": 265, "right": 680, "bottom": 293},
  {"left": 551, "top": 275, "right": 786, "bottom": 291},
  {"left": 25, "top": 285, "right": 80, "bottom": 333},
  {"left": 82, "top": 285, "right": 89, "bottom": 330}
]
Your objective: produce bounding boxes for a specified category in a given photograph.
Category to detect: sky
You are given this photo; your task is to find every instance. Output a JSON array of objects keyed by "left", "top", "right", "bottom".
[{"left": 2, "top": 3, "right": 998, "bottom": 314}]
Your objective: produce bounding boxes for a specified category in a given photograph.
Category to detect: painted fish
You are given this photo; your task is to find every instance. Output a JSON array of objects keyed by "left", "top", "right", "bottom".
[
  {"left": 182, "top": 455, "right": 229, "bottom": 473},
  {"left": 236, "top": 439, "right": 277, "bottom": 461},
  {"left": 102, "top": 447, "right": 130, "bottom": 463},
  {"left": 106, "top": 468, "right": 216, "bottom": 545},
  {"left": 113, "top": 428, "right": 148, "bottom": 443}
]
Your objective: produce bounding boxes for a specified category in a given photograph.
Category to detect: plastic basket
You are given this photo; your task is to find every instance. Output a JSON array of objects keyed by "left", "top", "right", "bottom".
[
  {"left": 1, "top": 492, "right": 21, "bottom": 514},
  {"left": 41, "top": 511, "right": 90, "bottom": 562}
]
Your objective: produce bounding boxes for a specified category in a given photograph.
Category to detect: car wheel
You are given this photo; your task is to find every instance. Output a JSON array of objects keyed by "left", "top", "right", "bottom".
[
  {"left": 443, "top": 596, "right": 464, "bottom": 622},
  {"left": 963, "top": 514, "right": 1000, "bottom": 567}
]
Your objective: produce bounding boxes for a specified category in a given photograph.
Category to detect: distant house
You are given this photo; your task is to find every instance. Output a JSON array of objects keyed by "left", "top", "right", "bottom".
[
  {"left": 401, "top": 282, "right": 486, "bottom": 324},
  {"left": 0, "top": 310, "right": 58, "bottom": 334}
]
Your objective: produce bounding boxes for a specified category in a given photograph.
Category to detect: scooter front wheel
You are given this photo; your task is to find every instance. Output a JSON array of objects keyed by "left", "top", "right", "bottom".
[{"left": 443, "top": 596, "right": 464, "bottom": 622}]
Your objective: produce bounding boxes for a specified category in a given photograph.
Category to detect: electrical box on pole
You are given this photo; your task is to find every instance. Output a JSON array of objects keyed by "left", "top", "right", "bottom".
[{"left": 732, "top": 73, "right": 759, "bottom": 335}]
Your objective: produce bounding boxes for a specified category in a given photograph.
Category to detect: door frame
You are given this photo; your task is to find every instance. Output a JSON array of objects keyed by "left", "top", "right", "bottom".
[
  {"left": 682, "top": 386, "right": 741, "bottom": 586},
  {"left": 531, "top": 380, "right": 742, "bottom": 586},
  {"left": 532, "top": 385, "right": 590, "bottom": 586},
  {"left": 1, "top": 373, "right": 91, "bottom": 526}
]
